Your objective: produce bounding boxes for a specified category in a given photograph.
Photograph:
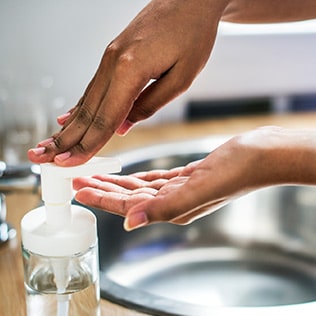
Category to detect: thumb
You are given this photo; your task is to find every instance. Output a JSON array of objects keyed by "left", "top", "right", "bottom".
[{"left": 123, "top": 184, "right": 198, "bottom": 231}]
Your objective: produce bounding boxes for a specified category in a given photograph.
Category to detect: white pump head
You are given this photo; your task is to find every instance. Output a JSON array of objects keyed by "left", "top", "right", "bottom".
[
  {"left": 40, "top": 157, "right": 121, "bottom": 228},
  {"left": 41, "top": 157, "right": 121, "bottom": 205},
  {"left": 21, "top": 157, "right": 121, "bottom": 257}
]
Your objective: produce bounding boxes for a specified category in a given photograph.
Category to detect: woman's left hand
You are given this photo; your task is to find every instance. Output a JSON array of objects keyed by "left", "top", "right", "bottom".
[{"left": 74, "top": 126, "right": 316, "bottom": 231}]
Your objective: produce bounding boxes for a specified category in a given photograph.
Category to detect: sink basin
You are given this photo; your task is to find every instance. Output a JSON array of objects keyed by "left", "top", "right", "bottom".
[{"left": 87, "top": 136, "right": 316, "bottom": 315}]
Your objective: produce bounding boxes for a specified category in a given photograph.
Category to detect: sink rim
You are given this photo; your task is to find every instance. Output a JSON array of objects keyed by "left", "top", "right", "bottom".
[
  {"left": 100, "top": 244, "right": 316, "bottom": 315},
  {"left": 97, "top": 135, "right": 316, "bottom": 315},
  {"left": 116, "top": 135, "right": 230, "bottom": 168}
]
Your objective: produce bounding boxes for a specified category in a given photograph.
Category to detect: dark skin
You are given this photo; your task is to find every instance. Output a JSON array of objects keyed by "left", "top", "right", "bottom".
[
  {"left": 28, "top": 0, "right": 316, "bottom": 166},
  {"left": 28, "top": 0, "right": 316, "bottom": 230}
]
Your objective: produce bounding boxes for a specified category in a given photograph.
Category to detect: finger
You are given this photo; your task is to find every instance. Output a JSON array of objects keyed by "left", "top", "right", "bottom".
[
  {"left": 56, "top": 97, "right": 85, "bottom": 128},
  {"left": 75, "top": 187, "right": 155, "bottom": 216},
  {"left": 91, "top": 174, "right": 149, "bottom": 190},
  {"left": 48, "top": 75, "right": 98, "bottom": 141},
  {"left": 57, "top": 112, "right": 72, "bottom": 126},
  {"left": 73, "top": 175, "right": 147, "bottom": 191},
  {"left": 28, "top": 72, "right": 106, "bottom": 164},
  {"left": 59, "top": 74, "right": 97, "bottom": 128},
  {"left": 180, "top": 159, "right": 203, "bottom": 176},
  {"left": 131, "top": 167, "right": 183, "bottom": 181},
  {"left": 123, "top": 173, "right": 213, "bottom": 231},
  {"left": 29, "top": 42, "right": 183, "bottom": 165},
  {"left": 92, "top": 174, "right": 168, "bottom": 191},
  {"left": 131, "top": 161, "right": 201, "bottom": 180},
  {"left": 73, "top": 176, "right": 130, "bottom": 194},
  {"left": 122, "top": 182, "right": 189, "bottom": 230},
  {"left": 28, "top": 96, "right": 102, "bottom": 164},
  {"left": 170, "top": 199, "right": 228, "bottom": 225},
  {"left": 53, "top": 52, "right": 153, "bottom": 166},
  {"left": 123, "top": 196, "right": 188, "bottom": 230},
  {"left": 51, "top": 81, "right": 111, "bottom": 163},
  {"left": 115, "top": 64, "right": 191, "bottom": 135},
  {"left": 74, "top": 175, "right": 159, "bottom": 199},
  {"left": 122, "top": 60, "right": 196, "bottom": 125}
]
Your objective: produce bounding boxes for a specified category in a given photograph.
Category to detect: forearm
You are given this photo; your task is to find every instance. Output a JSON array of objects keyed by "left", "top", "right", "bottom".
[
  {"left": 176, "top": 127, "right": 316, "bottom": 225},
  {"left": 237, "top": 127, "right": 316, "bottom": 188},
  {"left": 222, "top": 0, "right": 316, "bottom": 23}
]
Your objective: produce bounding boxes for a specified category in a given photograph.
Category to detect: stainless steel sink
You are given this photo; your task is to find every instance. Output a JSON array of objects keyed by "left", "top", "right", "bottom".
[{"left": 85, "top": 136, "right": 316, "bottom": 315}]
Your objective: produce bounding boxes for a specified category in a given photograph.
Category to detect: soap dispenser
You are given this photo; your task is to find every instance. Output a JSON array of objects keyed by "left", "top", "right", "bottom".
[{"left": 21, "top": 157, "right": 121, "bottom": 316}]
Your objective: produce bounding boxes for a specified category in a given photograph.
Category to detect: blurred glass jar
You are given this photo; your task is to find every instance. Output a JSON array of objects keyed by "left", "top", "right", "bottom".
[{"left": 0, "top": 73, "right": 49, "bottom": 164}]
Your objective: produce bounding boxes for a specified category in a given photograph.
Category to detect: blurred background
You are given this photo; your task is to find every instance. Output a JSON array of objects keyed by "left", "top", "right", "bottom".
[
  {"left": 0, "top": 0, "right": 316, "bottom": 162},
  {"left": 1, "top": 3, "right": 316, "bottom": 312}
]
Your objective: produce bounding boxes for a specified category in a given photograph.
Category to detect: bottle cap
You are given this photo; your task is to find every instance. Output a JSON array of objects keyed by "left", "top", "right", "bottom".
[{"left": 21, "top": 157, "right": 121, "bottom": 256}]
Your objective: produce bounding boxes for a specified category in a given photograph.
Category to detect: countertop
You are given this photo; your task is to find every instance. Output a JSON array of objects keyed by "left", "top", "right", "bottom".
[{"left": 1, "top": 112, "right": 316, "bottom": 316}]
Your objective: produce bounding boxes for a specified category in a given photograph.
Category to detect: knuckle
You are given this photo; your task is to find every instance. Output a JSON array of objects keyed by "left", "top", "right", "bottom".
[
  {"left": 119, "top": 194, "right": 129, "bottom": 211},
  {"left": 117, "top": 51, "right": 136, "bottom": 69},
  {"left": 114, "top": 52, "right": 139, "bottom": 80},
  {"left": 92, "top": 115, "right": 106, "bottom": 131},
  {"left": 101, "top": 114, "right": 117, "bottom": 135},
  {"left": 171, "top": 218, "right": 190, "bottom": 226},
  {"left": 174, "top": 76, "right": 193, "bottom": 94},
  {"left": 104, "top": 41, "right": 121, "bottom": 57},
  {"left": 115, "top": 47, "right": 141, "bottom": 76},
  {"left": 103, "top": 41, "right": 134, "bottom": 70},
  {"left": 76, "top": 96, "right": 85, "bottom": 107},
  {"left": 76, "top": 141, "right": 89, "bottom": 154},
  {"left": 105, "top": 41, "right": 139, "bottom": 67},
  {"left": 53, "top": 136, "right": 63, "bottom": 150},
  {"left": 133, "top": 105, "right": 157, "bottom": 121},
  {"left": 75, "top": 106, "right": 93, "bottom": 126}
]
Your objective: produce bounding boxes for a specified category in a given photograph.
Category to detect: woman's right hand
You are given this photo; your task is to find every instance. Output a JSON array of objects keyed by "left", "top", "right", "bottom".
[{"left": 28, "top": 0, "right": 229, "bottom": 167}]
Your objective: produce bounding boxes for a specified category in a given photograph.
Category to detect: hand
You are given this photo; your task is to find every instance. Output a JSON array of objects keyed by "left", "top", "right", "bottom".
[
  {"left": 28, "top": 0, "right": 229, "bottom": 166},
  {"left": 74, "top": 127, "right": 316, "bottom": 231}
]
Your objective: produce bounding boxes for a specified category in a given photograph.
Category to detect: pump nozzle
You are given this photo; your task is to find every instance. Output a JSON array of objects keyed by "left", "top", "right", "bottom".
[
  {"left": 40, "top": 157, "right": 121, "bottom": 232},
  {"left": 22, "top": 157, "right": 121, "bottom": 256},
  {"left": 21, "top": 156, "right": 121, "bottom": 315},
  {"left": 41, "top": 156, "right": 121, "bottom": 208}
]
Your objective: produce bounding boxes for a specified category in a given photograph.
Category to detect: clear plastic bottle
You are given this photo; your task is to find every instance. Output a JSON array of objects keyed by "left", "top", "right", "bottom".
[
  {"left": 22, "top": 243, "right": 100, "bottom": 316},
  {"left": 21, "top": 157, "right": 121, "bottom": 316}
]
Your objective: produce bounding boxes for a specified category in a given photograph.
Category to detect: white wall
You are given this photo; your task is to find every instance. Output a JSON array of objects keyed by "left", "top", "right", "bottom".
[
  {"left": 0, "top": 1, "right": 151, "bottom": 128},
  {"left": 1, "top": 0, "right": 316, "bottom": 129}
]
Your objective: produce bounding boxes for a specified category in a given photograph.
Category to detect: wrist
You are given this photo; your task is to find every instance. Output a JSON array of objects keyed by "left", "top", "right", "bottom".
[{"left": 240, "top": 126, "right": 316, "bottom": 187}]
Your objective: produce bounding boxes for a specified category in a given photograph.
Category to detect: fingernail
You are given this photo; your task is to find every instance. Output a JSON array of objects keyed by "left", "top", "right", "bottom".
[
  {"left": 29, "top": 147, "right": 46, "bottom": 156},
  {"left": 57, "top": 112, "right": 71, "bottom": 122},
  {"left": 116, "top": 120, "right": 135, "bottom": 136},
  {"left": 55, "top": 151, "right": 71, "bottom": 162},
  {"left": 38, "top": 137, "right": 54, "bottom": 146},
  {"left": 124, "top": 212, "right": 148, "bottom": 231}
]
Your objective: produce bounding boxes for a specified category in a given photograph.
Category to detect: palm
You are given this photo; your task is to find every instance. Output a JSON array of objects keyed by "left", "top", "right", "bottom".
[{"left": 73, "top": 164, "right": 192, "bottom": 217}]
